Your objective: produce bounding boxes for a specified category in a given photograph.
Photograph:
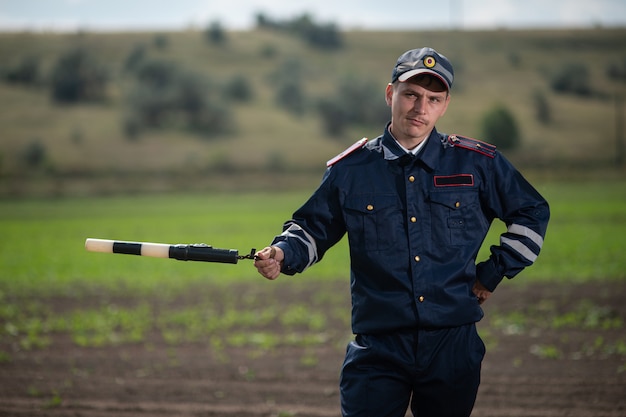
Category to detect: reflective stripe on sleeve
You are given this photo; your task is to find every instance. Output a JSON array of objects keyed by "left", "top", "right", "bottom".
[
  {"left": 281, "top": 223, "right": 319, "bottom": 271},
  {"left": 501, "top": 237, "right": 538, "bottom": 263},
  {"left": 508, "top": 223, "right": 544, "bottom": 248}
]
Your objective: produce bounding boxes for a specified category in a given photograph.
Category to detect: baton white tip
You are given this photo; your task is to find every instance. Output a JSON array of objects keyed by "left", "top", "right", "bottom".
[{"left": 85, "top": 238, "right": 114, "bottom": 253}]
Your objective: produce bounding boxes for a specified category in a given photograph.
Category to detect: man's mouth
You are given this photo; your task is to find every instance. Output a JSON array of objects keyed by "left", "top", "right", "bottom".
[{"left": 408, "top": 117, "right": 426, "bottom": 127}]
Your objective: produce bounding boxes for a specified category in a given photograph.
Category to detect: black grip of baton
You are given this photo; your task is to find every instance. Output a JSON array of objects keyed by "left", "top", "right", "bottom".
[{"left": 169, "top": 244, "right": 239, "bottom": 264}]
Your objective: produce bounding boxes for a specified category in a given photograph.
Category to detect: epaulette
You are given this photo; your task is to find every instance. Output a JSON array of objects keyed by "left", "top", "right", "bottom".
[
  {"left": 447, "top": 134, "right": 496, "bottom": 158},
  {"left": 326, "top": 138, "right": 368, "bottom": 167}
]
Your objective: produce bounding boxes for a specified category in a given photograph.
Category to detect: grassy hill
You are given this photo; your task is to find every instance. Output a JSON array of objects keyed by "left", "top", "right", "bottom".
[{"left": 0, "top": 27, "right": 624, "bottom": 196}]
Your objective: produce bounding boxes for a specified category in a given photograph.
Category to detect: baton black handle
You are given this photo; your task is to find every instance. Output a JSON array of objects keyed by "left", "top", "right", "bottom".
[
  {"left": 169, "top": 243, "right": 239, "bottom": 264},
  {"left": 85, "top": 238, "right": 253, "bottom": 264}
]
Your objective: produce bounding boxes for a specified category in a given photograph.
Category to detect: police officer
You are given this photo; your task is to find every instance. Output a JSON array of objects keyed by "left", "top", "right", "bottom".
[{"left": 254, "top": 47, "right": 550, "bottom": 417}]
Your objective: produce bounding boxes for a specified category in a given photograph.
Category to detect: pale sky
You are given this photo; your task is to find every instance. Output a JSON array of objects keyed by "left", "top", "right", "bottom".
[{"left": 0, "top": 0, "right": 625, "bottom": 32}]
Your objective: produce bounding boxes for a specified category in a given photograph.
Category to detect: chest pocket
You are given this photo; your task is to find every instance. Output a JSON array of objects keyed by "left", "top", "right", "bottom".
[
  {"left": 427, "top": 190, "right": 487, "bottom": 246},
  {"left": 344, "top": 194, "right": 402, "bottom": 251}
]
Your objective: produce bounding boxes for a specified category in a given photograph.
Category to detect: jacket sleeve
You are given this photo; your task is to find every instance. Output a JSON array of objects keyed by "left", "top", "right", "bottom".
[
  {"left": 476, "top": 152, "right": 550, "bottom": 291},
  {"left": 271, "top": 168, "right": 347, "bottom": 275}
]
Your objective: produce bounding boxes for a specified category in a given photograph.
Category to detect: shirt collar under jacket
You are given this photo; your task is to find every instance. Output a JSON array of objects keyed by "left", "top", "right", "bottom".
[
  {"left": 382, "top": 123, "right": 441, "bottom": 171},
  {"left": 397, "top": 135, "right": 428, "bottom": 155}
]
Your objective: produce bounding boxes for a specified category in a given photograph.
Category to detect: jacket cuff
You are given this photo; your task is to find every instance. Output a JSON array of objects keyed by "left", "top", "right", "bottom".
[
  {"left": 272, "top": 241, "right": 297, "bottom": 276},
  {"left": 476, "top": 258, "right": 504, "bottom": 292}
]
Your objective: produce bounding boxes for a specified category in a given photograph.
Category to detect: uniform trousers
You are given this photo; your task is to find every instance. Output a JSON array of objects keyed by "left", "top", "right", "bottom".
[{"left": 340, "top": 323, "right": 485, "bottom": 417}]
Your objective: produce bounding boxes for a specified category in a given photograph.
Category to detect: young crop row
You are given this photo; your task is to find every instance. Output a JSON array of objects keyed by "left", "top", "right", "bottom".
[{"left": 0, "top": 281, "right": 353, "bottom": 365}]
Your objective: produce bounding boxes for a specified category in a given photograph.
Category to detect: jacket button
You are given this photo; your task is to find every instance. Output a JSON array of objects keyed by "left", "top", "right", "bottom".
[
  {"left": 410, "top": 216, "right": 417, "bottom": 223},
  {"left": 418, "top": 296, "right": 425, "bottom": 302},
  {"left": 414, "top": 255, "right": 421, "bottom": 262},
  {"left": 408, "top": 176, "right": 415, "bottom": 183},
  {"left": 366, "top": 204, "right": 374, "bottom": 211},
  {"left": 455, "top": 201, "right": 460, "bottom": 208}
]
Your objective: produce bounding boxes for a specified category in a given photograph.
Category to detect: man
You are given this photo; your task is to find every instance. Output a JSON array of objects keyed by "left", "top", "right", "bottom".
[{"left": 254, "top": 47, "right": 549, "bottom": 417}]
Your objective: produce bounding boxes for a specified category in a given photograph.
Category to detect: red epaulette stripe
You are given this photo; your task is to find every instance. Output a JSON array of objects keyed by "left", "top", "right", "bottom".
[
  {"left": 326, "top": 138, "right": 368, "bottom": 166},
  {"left": 447, "top": 134, "right": 496, "bottom": 158}
]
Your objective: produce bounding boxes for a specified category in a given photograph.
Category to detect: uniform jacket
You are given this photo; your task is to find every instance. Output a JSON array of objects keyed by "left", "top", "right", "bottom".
[{"left": 272, "top": 125, "right": 550, "bottom": 334}]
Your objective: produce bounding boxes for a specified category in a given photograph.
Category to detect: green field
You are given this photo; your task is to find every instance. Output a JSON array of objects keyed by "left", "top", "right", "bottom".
[
  {"left": 0, "top": 180, "right": 623, "bottom": 357},
  {"left": 1, "top": 180, "right": 624, "bottom": 299}
]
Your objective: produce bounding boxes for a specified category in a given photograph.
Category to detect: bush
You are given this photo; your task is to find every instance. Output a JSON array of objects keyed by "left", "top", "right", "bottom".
[
  {"left": 123, "top": 44, "right": 147, "bottom": 73},
  {"left": 185, "top": 101, "right": 234, "bottom": 137},
  {"left": 550, "top": 63, "right": 592, "bottom": 96},
  {"left": 255, "top": 12, "right": 343, "bottom": 50},
  {"left": 49, "top": 48, "right": 108, "bottom": 103},
  {"left": 318, "top": 98, "right": 349, "bottom": 136},
  {"left": 4, "top": 55, "right": 40, "bottom": 85},
  {"left": 275, "top": 81, "right": 306, "bottom": 115},
  {"left": 606, "top": 57, "right": 626, "bottom": 83},
  {"left": 270, "top": 57, "right": 307, "bottom": 115},
  {"left": 532, "top": 90, "right": 551, "bottom": 125},
  {"left": 507, "top": 52, "right": 521, "bottom": 68},
  {"left": 122, "top": 115, "right": 142, "bottom": 141},
  {"left": 153, "top": 34, "right": 168, "bottom": 50},
  {"left": 317, "top": 76, "right": 389, "bottom": 137},
  {"left": 223, "top": 75, "right": 254, "bottom": 102},
  {"left": 480, "top": 104, "right": 520, "bottom": 150},
  {"left": 124, "top": 59, "right": 234, "bottom": 138},
  {"left": 259, "top": 43, "right": 278, "bottom": 59},
  {"left": 126, "top": 60, "right": 178, "bottom": 128},
  {"left": 21, "top": 139, "right": 46, "bottom": 168},
  {"left": 205, "top": 21, "right": 227, "bottom": 45},
  {"left": 297, "top": 20, "right": 342, "bottom": 50}
]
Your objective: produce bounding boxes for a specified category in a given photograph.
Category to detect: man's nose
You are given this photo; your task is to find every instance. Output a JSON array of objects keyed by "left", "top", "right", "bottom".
[{"left": 413, "top": 97, "right": 426, "bottom": 114}]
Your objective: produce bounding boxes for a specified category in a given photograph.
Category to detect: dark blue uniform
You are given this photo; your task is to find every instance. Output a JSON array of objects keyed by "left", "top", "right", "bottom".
[{"left": 271, "top": 124, "right": 550, "bottom": 416}]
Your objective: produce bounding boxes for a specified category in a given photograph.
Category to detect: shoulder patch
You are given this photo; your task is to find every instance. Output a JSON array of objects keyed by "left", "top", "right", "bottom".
[
  {"left": 447, "top": 134, "right": 496, "bottom": 158},
  {"left": 326, "top": 138, "right": 368, "bottom": 167}
]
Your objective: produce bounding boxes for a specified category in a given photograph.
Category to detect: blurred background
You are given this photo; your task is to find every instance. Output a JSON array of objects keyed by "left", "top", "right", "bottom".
[
  {"left": 0, "top": 0, "right": 625, "bottom": 196},
  {"left": 0, "top": 4, "right": 625, "bottom": 414}
]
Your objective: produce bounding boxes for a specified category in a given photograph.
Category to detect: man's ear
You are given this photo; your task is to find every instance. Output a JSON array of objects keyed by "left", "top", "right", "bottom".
[{"left": 385, "top": 83, "right": 394, "bottom": 106}]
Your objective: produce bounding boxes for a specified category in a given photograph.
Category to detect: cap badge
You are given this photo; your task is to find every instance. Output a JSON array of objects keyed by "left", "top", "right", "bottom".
[{"left": 423, "top": 56, "right": 436, "bottom": 68}]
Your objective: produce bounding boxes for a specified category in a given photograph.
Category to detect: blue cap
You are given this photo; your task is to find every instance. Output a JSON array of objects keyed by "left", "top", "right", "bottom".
[{"left": 391, "top": 47, "right": 454, "bottom": 90}]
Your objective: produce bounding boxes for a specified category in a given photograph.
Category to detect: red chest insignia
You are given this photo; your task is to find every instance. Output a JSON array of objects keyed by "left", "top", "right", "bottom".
[{"left": 434, "top": 174, "right": 475, "bottom": 187}]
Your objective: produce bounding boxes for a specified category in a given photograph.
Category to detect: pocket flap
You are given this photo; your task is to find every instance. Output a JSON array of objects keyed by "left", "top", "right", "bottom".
[{"left": 345, "top": 194, "right": 398, "bottom": 214}]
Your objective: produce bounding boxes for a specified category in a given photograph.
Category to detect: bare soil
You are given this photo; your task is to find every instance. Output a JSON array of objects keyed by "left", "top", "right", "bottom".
[{"left": 1, "top": 280, "right": 625, "bottom": 417}]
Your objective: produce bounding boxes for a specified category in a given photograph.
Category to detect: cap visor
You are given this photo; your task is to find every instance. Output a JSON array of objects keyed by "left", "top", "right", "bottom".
[{"left": 397, "top": 69, "right": 450, "bottom": 90}]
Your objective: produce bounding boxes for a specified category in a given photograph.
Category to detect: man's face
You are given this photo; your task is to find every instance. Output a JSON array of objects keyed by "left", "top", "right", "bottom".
[{"left": 385, "top": 75, "right": 450, "bottom": 148}]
